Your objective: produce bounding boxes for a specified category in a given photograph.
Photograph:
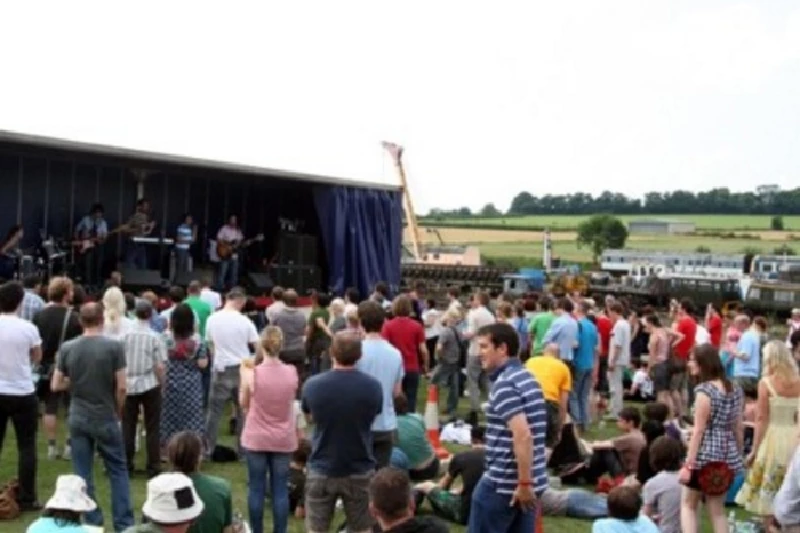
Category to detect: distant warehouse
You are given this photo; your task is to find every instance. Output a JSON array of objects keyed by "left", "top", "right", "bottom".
[{"left": 627, "top": 219, "right": 696, "bottom": 235}]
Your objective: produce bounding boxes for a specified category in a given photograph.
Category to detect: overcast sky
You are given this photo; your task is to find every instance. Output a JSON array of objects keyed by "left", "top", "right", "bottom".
[{"left": 1, "top": 1, "right": 799, "bottom": 214}]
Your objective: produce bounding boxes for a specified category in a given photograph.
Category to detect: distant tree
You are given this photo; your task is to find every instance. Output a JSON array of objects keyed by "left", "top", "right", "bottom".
[
  {"left": 771, "top": 215, "right": 785, "bottom": 231},
  {"left": 456, "top": 207, "right": 472, "bottom": 217},
  {"left": 480, "top": 203, "right": 501, "bottom": 217},
  {"left": 741, "top": 246, "right": 761, "bottom": 256},
  {"left": 774, "top": 244, "right": 796, "bottom": 256},
  {"left": 576, "top": 215, "right": 628, "bottom": 262},
  {"left": 695, "top": 245, "right": 711, "bottom": 253}
]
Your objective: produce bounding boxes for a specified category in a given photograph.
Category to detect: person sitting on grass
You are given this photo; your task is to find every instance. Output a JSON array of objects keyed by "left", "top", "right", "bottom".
[
  {"left": 369, "top": 468, "right": 448, "bottom": 533},
  {"left": 525, "top": 342, "right": 572, "bottom": 447},
  {"left": 27, "top": 475, "right": 98, "bottom": 533},
  {"left": 582, "top": 407, "right": 647, "bottom": 485},
  {"left": 391, "top": 393, "right": 441, "bottom": 481},
  {"left": 592, "top": 485, "right": 658, "bottom": 533},
  {"left": 414, "top": 425, "right": 486, "bottom": 525},
  {"left": 289, "top": 439, "right": 311, "bottom": 520},
  {"left": 637, "top": 402, "right": 681, "bottom": 487},
  {"left": 642, "top": 436, "right": 684, "bottom": 533},
  {"left": 124, "top": 473, "right": 205, "bottom": 533},
  {"left": 166, "top": 431, "right": 234, "bottom": 533}
]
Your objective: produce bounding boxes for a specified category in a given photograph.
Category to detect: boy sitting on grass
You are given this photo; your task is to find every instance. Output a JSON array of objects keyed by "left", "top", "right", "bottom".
[
  {"left": 592, "top": 485, "right": 658, "bottom": 533},
  {"left": 642, "top": 436, "right": 683, "bottom": 533},
  {"left": 581, "top": 407, "right": 647, "bottom": 485},
  {"left": 289, "top": 439, "right": 312, "bottom": 519}
]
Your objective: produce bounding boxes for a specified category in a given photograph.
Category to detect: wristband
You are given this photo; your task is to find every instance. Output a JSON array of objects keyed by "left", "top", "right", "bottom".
[{"left": 518, "top": 481, "right": 532, "bottom": 487}]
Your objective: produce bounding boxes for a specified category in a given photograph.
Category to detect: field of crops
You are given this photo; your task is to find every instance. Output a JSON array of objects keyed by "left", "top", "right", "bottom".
[{"left": 420, "top": 214, "right": 800, "bottom": 231}]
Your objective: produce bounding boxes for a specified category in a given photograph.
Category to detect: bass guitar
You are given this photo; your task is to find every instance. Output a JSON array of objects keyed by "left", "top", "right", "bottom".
[
  {"left": 216, "top": 233, "right": 264, "bottom": 260},
  {"left": 71, "top": 226, "right": 126, "bottom": 254}
]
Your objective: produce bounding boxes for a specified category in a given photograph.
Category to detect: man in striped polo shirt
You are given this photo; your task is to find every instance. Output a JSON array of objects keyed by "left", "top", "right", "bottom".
[{"left": 468, "top": 323, "right": 549, "bottom": 532}]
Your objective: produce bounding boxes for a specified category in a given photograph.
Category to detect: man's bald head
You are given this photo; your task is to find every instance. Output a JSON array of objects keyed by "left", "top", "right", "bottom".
[
  {"left": 80, "top": 302, "right": 104, "bottom": 329},
  {"left": 331, "top": 331, "right": 362, "bottom": 367}
]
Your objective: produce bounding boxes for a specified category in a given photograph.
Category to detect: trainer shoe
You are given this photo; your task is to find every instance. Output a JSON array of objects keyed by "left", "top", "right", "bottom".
[
  {"left": 47, "top": 445, "right": 58, "bottom": 461},
  {"left": 62, "top": 445, "right": 71, "bottom": 461}
]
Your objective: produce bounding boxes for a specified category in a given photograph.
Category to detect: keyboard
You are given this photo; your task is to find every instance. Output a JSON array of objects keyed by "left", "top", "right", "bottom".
[{"left": 133, "top": 237, "right": 175, "bottom": 245}]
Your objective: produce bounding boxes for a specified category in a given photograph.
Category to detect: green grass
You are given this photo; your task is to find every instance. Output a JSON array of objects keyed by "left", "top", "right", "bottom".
[
  {"left": 421, "top": 214, "right": 800, "bottom": 231},
  {"left": 478, "top": 235, "right": 789, "bottom": 264},
  {"left": 0, "top": 389, "right": 745, "bottom": 532}
]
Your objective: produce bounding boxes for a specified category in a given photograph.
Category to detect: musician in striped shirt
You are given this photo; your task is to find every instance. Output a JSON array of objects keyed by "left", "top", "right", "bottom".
[{"left": 468, "top": 323, "right": 549, "bottom": 533}]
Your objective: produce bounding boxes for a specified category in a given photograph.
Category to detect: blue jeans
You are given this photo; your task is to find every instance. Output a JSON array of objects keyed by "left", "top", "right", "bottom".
[
  {"left": 402, "top": 371, "right": 420, "bottom": 413},
  {"left": 468, "top": 477, "right": 536, "bottom": 533},
  {"left": 125, "top": 243, "right": 147, "bottom": 269},
  {"left": 434, "top": 363, "right": 460, "bottom": 416},
  {"left": 569, "top": 369, "right": 593, "bottom": 430},
  {"left": 175, "top": 248, "right": 191, "bottom": 276},
  {"left": 565, "top": 489, "right": 608, "bottom": 519},
  {"left": 217, "top": 258, "right": 239, "bottom": 290},
  {"left": 69, "top": 415, "right": 134, "bottom": 532},
  {"left": 246, "top": 450, "right": 291, "bottom": 533}
]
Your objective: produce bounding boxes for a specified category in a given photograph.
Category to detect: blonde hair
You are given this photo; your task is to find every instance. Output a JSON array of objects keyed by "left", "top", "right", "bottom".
[
  {"left": 346, "top": 308, "right": 360, "bottom": 327},
  {"left": 330, "top": 298, "right": 345, "bottom": 317},
  {"left": 763, "top": 340, "right": 798, "bottom": 378},
  {"left": 47, "top": 276, "right": 73, "bottom": 303},
  {"left": 257, "top": 326, "right": 284, "bottom": 364},
  {"left": 102, "top": 287, "right": 126, "bottom": 330}
]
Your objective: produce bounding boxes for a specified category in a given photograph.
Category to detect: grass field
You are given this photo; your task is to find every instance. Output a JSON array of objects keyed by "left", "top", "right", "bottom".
[
  {"left": 421, "top": 214, "right": 800, "bottom": 231},
  {"left": 405, "top": 226, "right": 797, "bottom": 264},
  {"left": 0, "top": 386, "right": 749, "bottom": 532}
]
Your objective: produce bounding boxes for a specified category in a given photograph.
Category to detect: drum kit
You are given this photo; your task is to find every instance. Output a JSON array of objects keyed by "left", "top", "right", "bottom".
[{"left": 0, "top": 230, "right": 69, "bottom": 282}]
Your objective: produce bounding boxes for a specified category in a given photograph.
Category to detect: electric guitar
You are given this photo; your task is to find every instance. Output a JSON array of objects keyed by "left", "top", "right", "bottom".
[
  {"left": 216, "top": 233, "right": 265, "bottom": 260},
  {"left": 71, "top": 226, "right": 126, "bottom": 254}
]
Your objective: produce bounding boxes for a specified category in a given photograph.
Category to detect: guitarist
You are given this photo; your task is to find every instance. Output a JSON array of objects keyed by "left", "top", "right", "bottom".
[
  {"left": 216, "top": 214, "right": 244, "bottom": 290},
  {"left": 74, "top": 203, "right": 108, "bottom": 287}
]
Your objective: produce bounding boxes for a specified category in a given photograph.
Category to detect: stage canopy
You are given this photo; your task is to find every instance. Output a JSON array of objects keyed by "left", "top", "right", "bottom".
[{"left": 0, "top": 130, "right": 402, "bottom": 298}]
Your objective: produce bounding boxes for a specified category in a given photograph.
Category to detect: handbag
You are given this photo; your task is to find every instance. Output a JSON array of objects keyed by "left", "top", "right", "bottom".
[{"left": 0, "top": 479, "right": 20, "bottom": 520}]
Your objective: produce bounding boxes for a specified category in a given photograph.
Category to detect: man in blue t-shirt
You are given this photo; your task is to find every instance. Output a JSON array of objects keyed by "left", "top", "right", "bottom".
[
  {"left": 733, "top": 315, "right": 764, "bottom": 392},
  {"left": 356, "top": 300, "right": 404, "bottom": 469},
  {"left": 301, "top": 332, "right": 382, "bottom": 533},
  {"left": 572, "top": 302, "right": 599, "bottom": 433}
]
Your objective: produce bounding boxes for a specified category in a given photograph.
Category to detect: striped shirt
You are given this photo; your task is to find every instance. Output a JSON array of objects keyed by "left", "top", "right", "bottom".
[
  {"left": 484, "top": 358, "right": 549, "bottom": 495},
  {"left": 176, "top": 223, "right": 193, "bottom": 250},
  {"left": 122, "top": 321, "right": 167, "bottom": 394}
]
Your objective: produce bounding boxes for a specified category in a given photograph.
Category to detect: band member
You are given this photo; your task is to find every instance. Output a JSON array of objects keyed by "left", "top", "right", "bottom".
[
  {"left": 74, "top": 203, "right": 108, "bottom": 287},
  {"left": 0, "top": 225, "right": 23, "bottom": 280},
  {"left": 124, "top": 199, "right": 155, "bottom": 269},
  {"left": 216, "top": 215, "right": 243, "bottom": 290},
  {"left": 175, "top": 213, "right": 195, "bottom": 276}
]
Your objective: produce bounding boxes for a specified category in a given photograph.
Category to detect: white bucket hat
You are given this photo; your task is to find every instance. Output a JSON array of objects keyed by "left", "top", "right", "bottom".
[
  {"left": 45, "top": 475, "right": 97, "bottom": 513},
  {"left": 142, "top": 473, "right": 204, "bottom": 524}
]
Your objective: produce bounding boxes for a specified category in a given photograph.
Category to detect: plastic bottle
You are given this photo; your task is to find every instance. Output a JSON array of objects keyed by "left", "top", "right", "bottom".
[{"left": 727, "top": 510, "right": 737, "bottom": 533}]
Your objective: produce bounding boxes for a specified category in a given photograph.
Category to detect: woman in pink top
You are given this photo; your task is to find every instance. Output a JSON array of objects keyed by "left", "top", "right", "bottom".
[{"left": 240, "top": 326, "right": 299, "bottom": 533}]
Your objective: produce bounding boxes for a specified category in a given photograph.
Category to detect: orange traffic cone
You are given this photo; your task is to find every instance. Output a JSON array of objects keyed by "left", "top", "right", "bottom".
[{"left": 423, "top": 384, "right": 451, "bottom": 460}]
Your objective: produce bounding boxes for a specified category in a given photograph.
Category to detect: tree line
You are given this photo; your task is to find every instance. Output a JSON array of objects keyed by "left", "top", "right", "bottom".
[{"left": 427, "top": 186, "right": 800, "bottom": 216}]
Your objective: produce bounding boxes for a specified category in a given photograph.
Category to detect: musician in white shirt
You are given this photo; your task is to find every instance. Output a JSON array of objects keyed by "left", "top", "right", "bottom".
[{"left": 216, "top": 215, "right": 244, "bottom": 291}]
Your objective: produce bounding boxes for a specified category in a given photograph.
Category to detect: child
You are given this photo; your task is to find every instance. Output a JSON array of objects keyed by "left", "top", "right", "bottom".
[
  {"left": 643, "top": 436, "right": 683, "bottom": 533},
  {"left": 627, "top": 362, "right": 654, "bottom": 402},
  {"left": 289, "top": 439, "right": 312, "bottom": 518},
  {"left": 592, "top": 485, "right": 659, "bottom": 533}
]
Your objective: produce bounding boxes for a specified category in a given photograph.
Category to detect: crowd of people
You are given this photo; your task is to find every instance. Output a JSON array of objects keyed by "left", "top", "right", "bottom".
[{"left": 3, "top": 271, "right": 800, "bottom": 532}]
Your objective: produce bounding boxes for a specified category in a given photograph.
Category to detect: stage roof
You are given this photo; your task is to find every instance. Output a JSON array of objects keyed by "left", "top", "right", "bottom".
[{"left": 0, "top": 129, "right": 400, "bottom": 191}]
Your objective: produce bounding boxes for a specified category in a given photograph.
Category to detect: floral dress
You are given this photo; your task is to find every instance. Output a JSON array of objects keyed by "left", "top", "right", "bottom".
[
  {"left": 736, "top": 378, "right": 799, "bottom": 515},
  {"left": 160, "top": 333, "right": 208, "bottom": 446}
]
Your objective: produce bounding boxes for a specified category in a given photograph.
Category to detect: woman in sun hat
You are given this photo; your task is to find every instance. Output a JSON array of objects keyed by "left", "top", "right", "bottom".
[{"left": 26, "top": 475, "right": 97, "bottom": 532}]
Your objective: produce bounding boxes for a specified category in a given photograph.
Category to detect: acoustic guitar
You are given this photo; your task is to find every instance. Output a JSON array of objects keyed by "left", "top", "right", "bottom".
[{"left": 216, "top": 233, "right": 265, "bottom": 260}]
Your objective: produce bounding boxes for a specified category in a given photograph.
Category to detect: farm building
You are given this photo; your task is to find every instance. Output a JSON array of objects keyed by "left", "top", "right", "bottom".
[{"left": 627, "top": 219, "right": 696, "bottom": 235}]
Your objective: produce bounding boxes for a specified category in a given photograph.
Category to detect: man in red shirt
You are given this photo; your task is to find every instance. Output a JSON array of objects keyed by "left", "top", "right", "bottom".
[
  {"left": 594, "top": 311, "right": 612, "bottom": 396},
  {"left": 705, "top": 303, "right": 723, "bottom": 348},
  {"left": 382, "top": 294, "right": 429, "bottom": 413},
  {"left": 670, "top": 298, "right": 697, "bottom": 421}
]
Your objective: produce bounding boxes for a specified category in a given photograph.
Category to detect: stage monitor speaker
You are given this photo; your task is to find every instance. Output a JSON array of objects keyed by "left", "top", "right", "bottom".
[
  {"left": 120, "top": 268, "right": 165, "bottom": 293},
  {"left": 278, "top": 233, "right": 318, "bottom": 265},
  {"left": 299, "top": 265, "right": 322, "bottom": 294},
  {"left": 271, "top": 265, "right": 300, "bottom": 291},
  {"left": 245, "top": 272, "right": 274, "bottom": 295}
]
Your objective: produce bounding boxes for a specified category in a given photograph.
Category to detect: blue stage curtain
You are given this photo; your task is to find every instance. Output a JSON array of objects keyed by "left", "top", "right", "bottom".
[{"left": 313, "top": 185, "right": 402, "bottom": 297}]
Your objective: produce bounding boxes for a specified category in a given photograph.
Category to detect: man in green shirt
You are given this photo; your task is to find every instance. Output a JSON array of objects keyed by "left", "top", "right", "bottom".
[
  {"left": 529, "top": 298, "right": 555, "bottom": 357},
  {"left": 185, "top": 281, "right": 213, "bottom": 337}
]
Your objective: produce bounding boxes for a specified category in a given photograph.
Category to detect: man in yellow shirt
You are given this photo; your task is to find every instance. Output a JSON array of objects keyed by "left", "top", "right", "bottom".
[{"left": 525, "top": 342, "right": 572, "bottom": 447}]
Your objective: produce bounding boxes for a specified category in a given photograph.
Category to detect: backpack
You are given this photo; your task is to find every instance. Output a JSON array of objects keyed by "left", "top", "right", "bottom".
[{"left": 445, "top": 326, "right": 466, "bottom": 366}]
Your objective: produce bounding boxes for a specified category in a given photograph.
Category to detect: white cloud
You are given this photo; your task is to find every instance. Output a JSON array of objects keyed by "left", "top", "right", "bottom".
[{"left": 0, "top": 1, "right": 799, "bottom": 213}]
